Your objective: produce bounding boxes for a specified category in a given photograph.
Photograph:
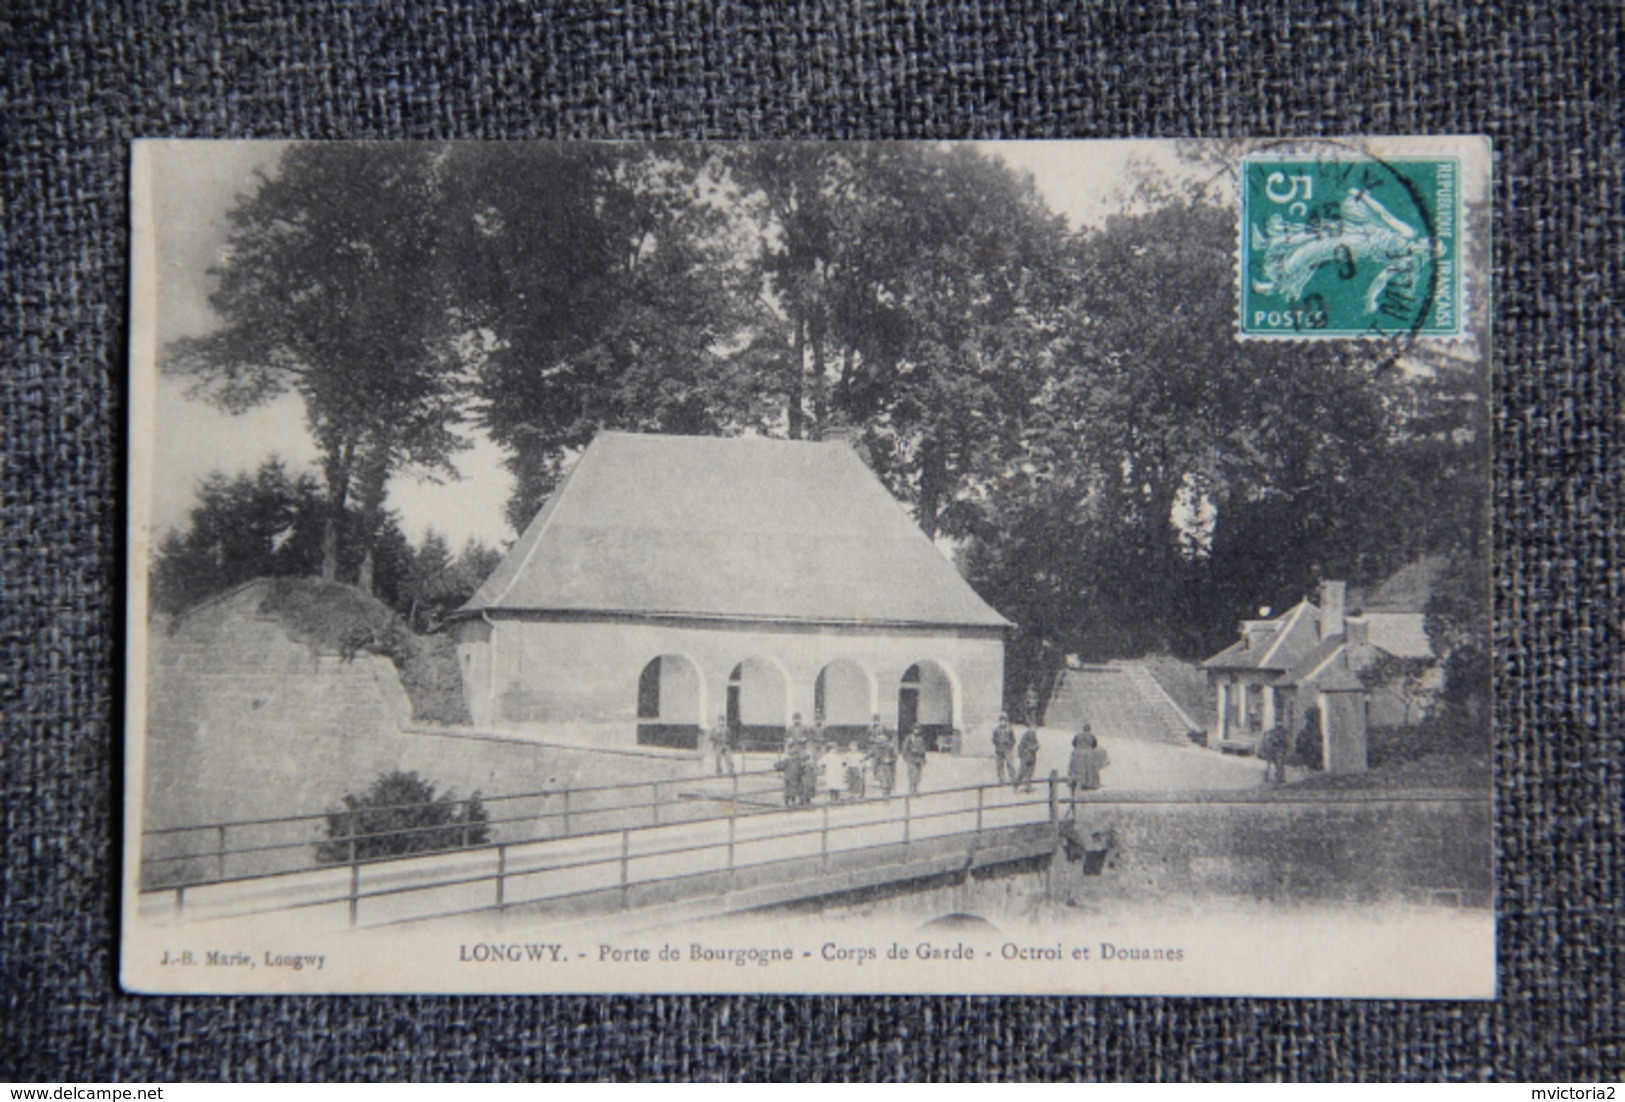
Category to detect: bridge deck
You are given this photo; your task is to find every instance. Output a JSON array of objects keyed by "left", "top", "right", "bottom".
[{"left": 138, "top": 782, "right": 1061, "bottom": 931}]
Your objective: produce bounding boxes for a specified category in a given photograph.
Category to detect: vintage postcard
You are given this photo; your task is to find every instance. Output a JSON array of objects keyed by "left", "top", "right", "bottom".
[{"left": 122, "top": 137, "right": 1494, "bottom": 996}]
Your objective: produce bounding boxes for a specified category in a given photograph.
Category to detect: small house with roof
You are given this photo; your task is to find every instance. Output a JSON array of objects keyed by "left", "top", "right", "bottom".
[
  {"left": 1199, "top": 572, "right": 1439, "bottom": 773},
  {"left": 448, "top": 432, "right": 1010, "bottom": 752}
]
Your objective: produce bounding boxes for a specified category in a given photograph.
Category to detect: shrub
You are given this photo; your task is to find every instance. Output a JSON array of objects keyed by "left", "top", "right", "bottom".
[
  {"left": 1368, "top": 717, "right": 1488, "bottom": 769},
  {"left": 316, "top": 770, "right": 490, "bottom": 864}
]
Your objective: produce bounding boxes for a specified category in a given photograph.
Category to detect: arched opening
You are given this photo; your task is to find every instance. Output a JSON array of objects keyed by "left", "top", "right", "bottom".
[
  {"left": 815, "top": 660, "right": 874, "bottom": 748},
  {"left": 635, "top": 655, "right": 703, "bottom": 749},
  {"left": 898, "top": 660, "right": 957, "bottom": 751},
  {"left": 728, "top": 658, "right": 789, "bottom": 752}
]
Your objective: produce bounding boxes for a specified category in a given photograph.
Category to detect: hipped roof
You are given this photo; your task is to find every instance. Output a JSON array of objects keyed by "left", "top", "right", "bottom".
[{"left": 460, "top": 432, "right": 1011, "bottom": 629}]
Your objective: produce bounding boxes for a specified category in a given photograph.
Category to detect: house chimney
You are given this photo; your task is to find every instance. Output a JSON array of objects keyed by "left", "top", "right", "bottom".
[
  {"left": 1320, "top": 580, "right": 1346, "bottom": 640},
  {"left": 1345, "top": 615, "right": 1369, "bottom": 646}
]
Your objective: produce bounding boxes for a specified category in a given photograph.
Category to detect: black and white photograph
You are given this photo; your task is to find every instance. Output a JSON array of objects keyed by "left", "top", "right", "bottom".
[{"left": 122, "top": 137, "right": 1494, "bottom": 996}]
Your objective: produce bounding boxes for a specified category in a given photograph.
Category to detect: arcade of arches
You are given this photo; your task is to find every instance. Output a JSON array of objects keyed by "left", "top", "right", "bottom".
[{"left": 636, "top": 655, "right": 962, "bottom": 752}]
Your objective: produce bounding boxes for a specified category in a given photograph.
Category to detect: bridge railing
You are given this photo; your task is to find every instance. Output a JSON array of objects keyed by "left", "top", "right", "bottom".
[
  {"left": 139, "top": 778, "right": 1489, "bottom": 931},
  {"left": 138, "top": 766, "right": 787, "bottom": 889},
  {"left": 137, "top": 774, "right": 1067, "bottom": 929}
]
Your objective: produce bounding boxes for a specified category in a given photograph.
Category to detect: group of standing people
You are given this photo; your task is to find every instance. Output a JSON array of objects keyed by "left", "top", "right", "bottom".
[
  {"left": 714, "top": 703, "right": 1122, "bottom": 810},
  {"left": 990, "top": 712, "right": 1110, "bottom": 796},
  {"left": 772, "top": 713, "right": 931, "bottom": 808}
]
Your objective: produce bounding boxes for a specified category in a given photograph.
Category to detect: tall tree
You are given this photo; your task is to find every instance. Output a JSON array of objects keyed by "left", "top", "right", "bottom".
[
  {"left": 166, "top": 144, "right": 466, "bottom": 587},
  {"left": 724, "top": 143, "right": 1077, "bottom": 535},
  {"left": 725, "top": 143, "right": 854, "bottom": 441},
  {"left": 439, "top": 144, "right": 746, "bottom": 528},
  {"left": 849, "top": 145, "right": 1077, "bottom": 538}
]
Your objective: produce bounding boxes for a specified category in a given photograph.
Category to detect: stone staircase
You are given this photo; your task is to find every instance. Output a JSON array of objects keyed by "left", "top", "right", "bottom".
[{"left": 1044, "top": 662, "right": 1204, "bottom": 746}]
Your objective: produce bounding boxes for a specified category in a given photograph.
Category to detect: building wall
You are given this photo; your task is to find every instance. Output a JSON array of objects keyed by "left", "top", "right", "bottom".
[
  {"left": 455, "top": 616, "right": 494, "bottom": 726},
  {"left": 144, "top": 587, "right": 416, "bottom": 837},
  {"left": 453, "top": 613, "right": 1006, "bottom": 749}
]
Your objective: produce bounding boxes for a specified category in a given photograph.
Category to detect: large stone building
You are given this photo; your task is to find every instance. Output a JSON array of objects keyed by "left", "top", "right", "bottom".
[{"left": 449, "top": 432, "right": 1011, "bottom": 751}]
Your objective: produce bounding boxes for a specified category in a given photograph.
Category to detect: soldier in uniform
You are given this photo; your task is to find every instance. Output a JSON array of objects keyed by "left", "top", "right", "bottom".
[
  {"left": 707, "top": 713, "right": 735, "bottom": 776},
  {"left": 866, "top": 715, "right": 898, "bottom": 798},
  {"left": 900, "top": 726, "right": 929, "bottom": 796},
  {"left": 990, "top": 712, "right": 1016, "bottom": 784},
  {"left": 1257, "top": 723, "right": 1291, "bottom": 785},
  {"left": 1015, "top": 725, "right": 1041, "bottom": 793},
  {"left": 784, "top": 712, "right": 815, "bottom": 806},
  {"left": 781, "top": 716, "right": 802, "bottom": 806}
]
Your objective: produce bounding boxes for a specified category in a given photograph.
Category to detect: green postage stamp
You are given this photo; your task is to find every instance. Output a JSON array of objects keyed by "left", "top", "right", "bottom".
[{"left": 1240, "top": 147, "right": 1467, "bottom": 339}]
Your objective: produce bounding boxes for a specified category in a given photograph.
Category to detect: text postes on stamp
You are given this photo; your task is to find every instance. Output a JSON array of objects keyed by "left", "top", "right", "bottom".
[{"left": 1240, "top": 152, "right": 1463, "bottom": 339}]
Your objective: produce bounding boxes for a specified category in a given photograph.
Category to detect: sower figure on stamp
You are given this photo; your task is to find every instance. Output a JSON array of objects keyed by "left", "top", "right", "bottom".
[
  {"left": 1015, "top": 725, "right": 1040, "bottom": 793},
  {"left": 866, "top": 715, "right": 898, "bottom": 798},
  {"left": 991, "top": 712, "right": 1016, "bottom": 784},
  {"left": 1257, "top": 723, "right": 1291, "bottom": 785},
  {"left": 707, "top": 713, "right": 734, "bottom": 777},
  {"left": 900, "top": 726, "right": 928, "bottom": 796}
]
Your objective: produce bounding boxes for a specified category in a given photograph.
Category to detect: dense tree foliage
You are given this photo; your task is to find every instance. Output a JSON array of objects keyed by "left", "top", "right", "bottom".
[
  {"left": 400, "top": 529, "right": 505, "bottom": 632},
  {"left": 959, "top": 194, "right": 1489, "bottom": 700},
  {"left": 152, "top": 459, "right": 326, "bottom": 615},
  {"left": 722, "top": 144, "right": 1076, "bottom": 538},
  {"left": 436, "top": 144, "right": 750, "bottom": 526},
  {"left": 154, "top": 460, "right": 500, "bottom": 624}
]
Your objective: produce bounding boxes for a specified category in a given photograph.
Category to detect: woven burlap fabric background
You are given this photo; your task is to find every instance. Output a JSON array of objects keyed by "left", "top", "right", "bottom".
[{"left": 3, "top": 0, "right": 1618, "bottom": 1082}]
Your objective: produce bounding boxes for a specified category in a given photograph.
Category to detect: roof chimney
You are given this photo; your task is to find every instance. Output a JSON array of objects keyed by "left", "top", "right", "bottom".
[
  {"left": 1345, "top": 615, "right": 1369, "bottom": 646},
  {"left": 1320, "top": 580, "right": 1346, "bottom": 640}
]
